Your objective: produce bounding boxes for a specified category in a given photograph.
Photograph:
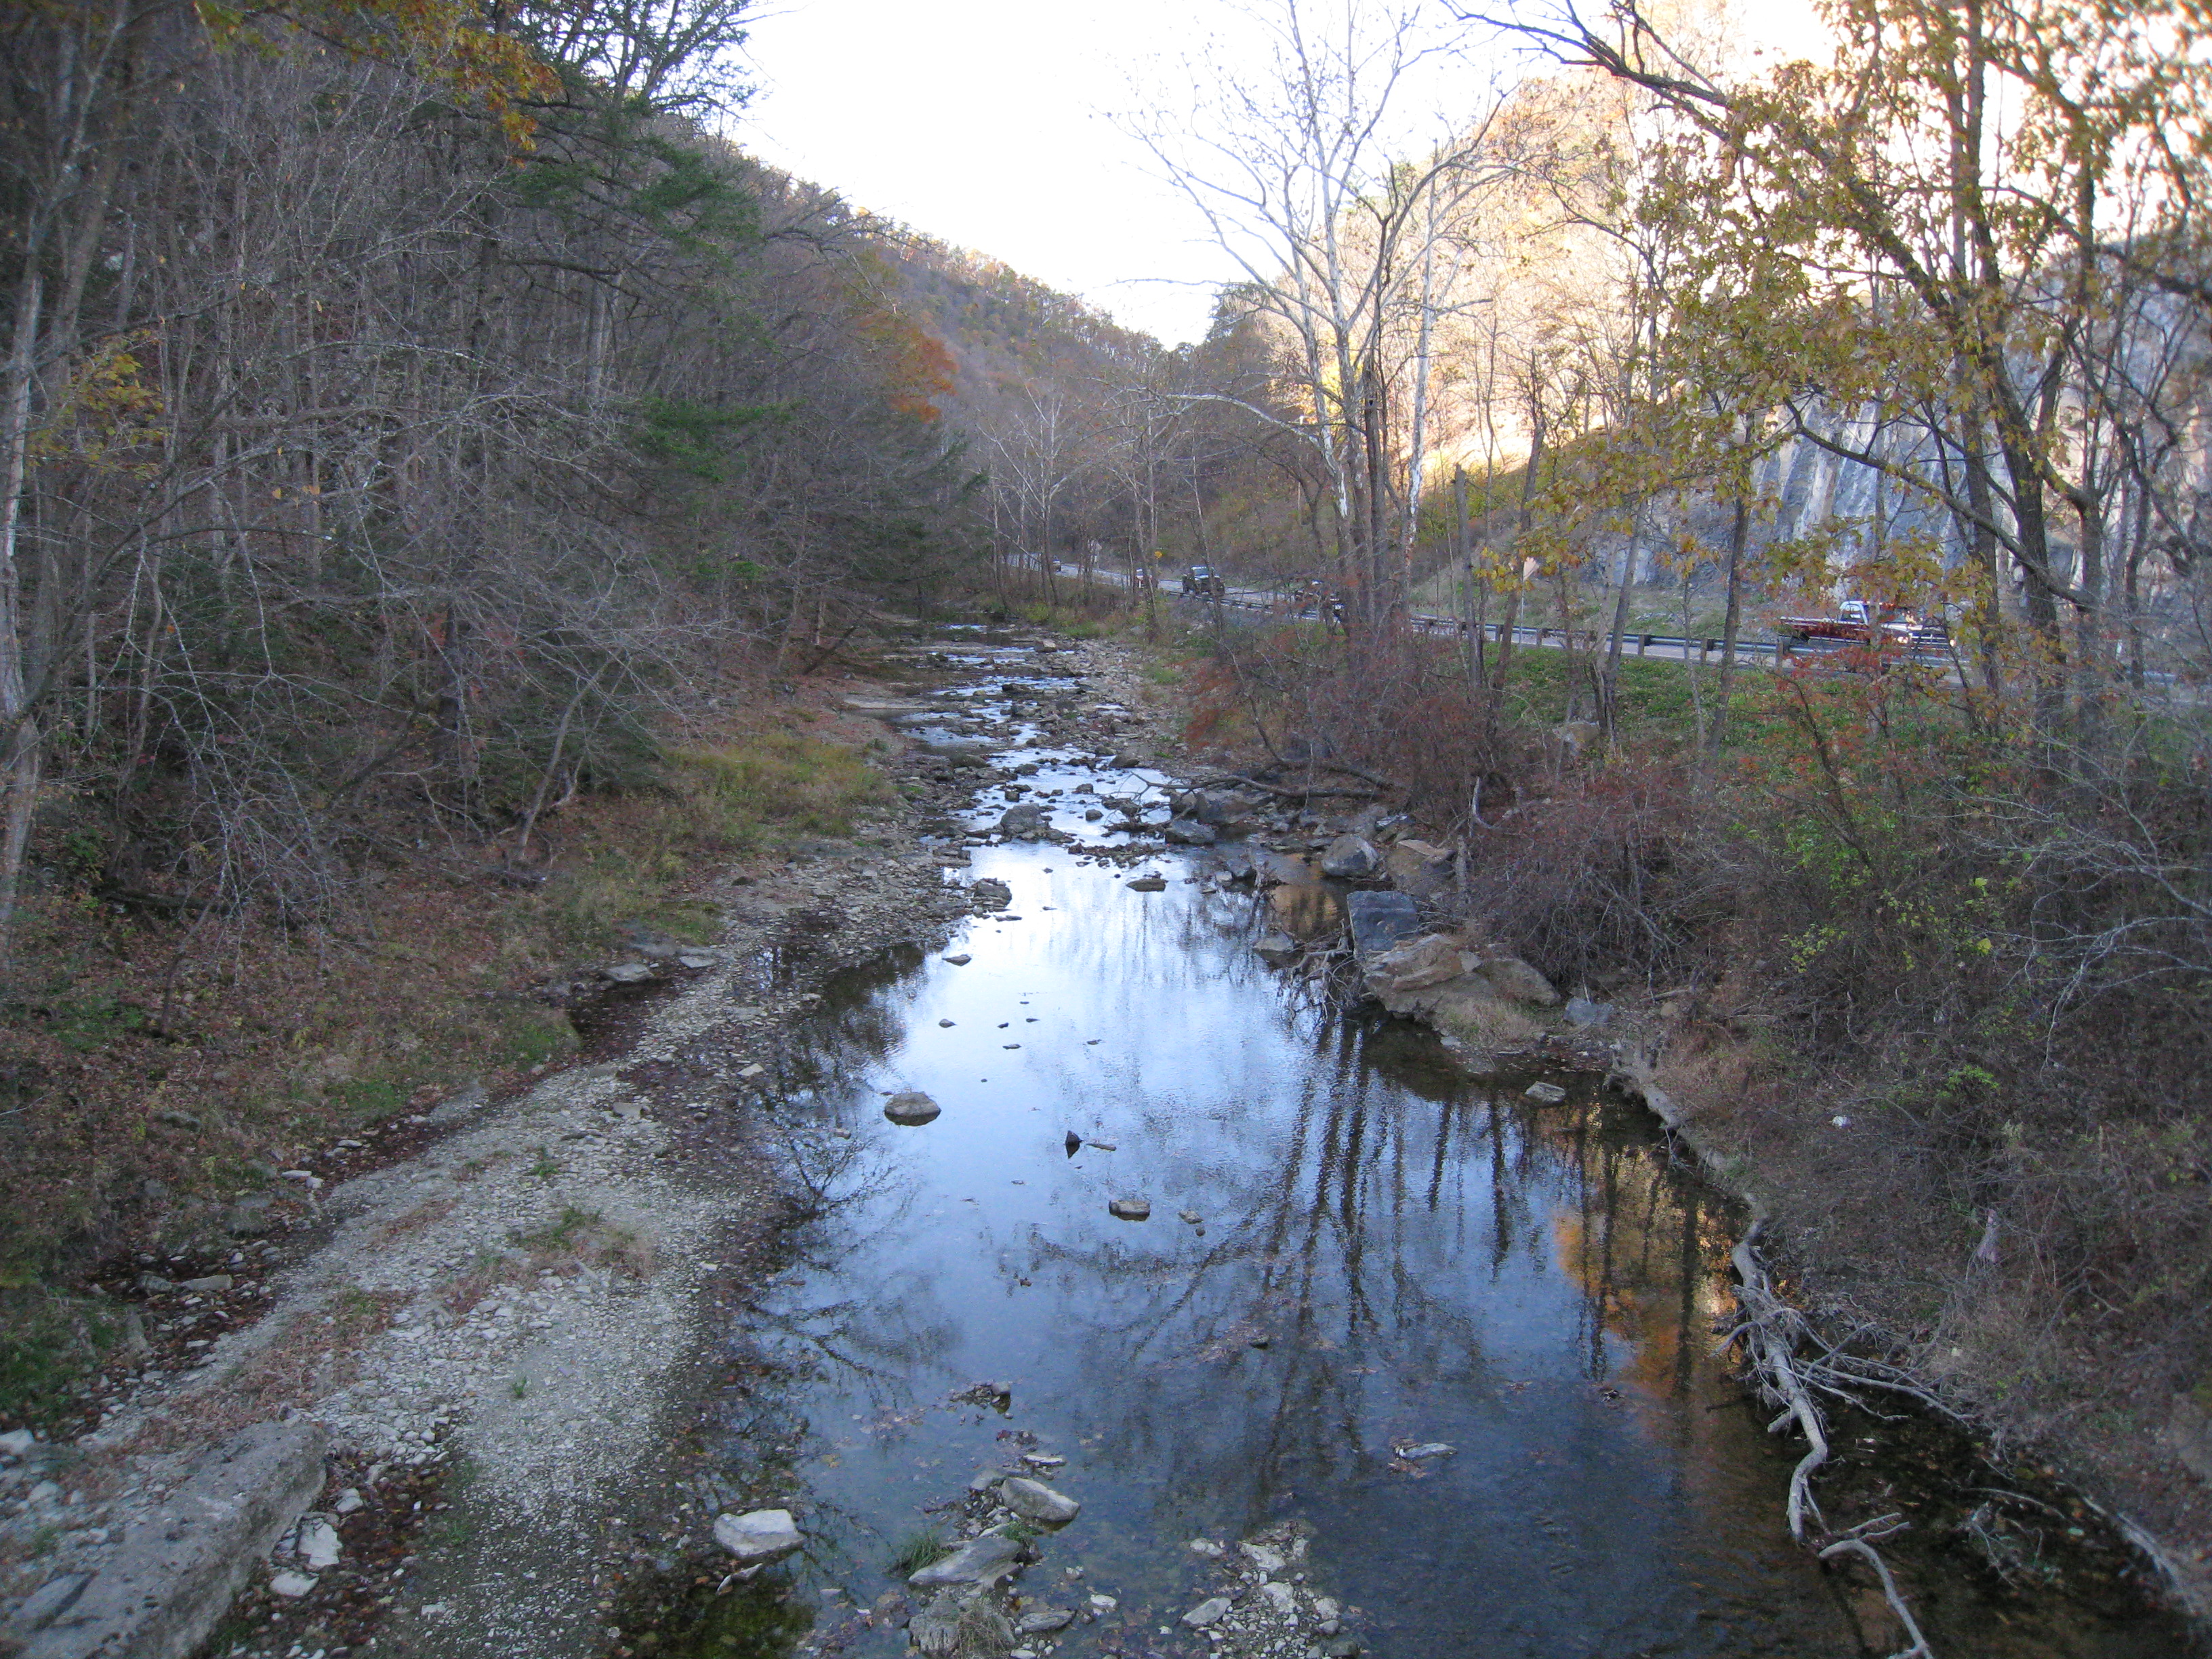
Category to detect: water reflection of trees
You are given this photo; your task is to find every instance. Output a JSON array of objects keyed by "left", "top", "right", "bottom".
[{"left": 724, "top": 901, "right": 1744, "bottom": 1554}]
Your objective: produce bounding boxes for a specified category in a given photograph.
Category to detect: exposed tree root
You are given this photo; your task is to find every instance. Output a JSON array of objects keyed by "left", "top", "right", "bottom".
[{"left": 1728, "top": 1221, "right": 1936, "bottom": 1658}]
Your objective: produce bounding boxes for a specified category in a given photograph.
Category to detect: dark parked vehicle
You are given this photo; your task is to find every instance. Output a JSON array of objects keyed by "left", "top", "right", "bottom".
[{"left": 1182, "top": 564, "right": 1227, "bottom": 598}]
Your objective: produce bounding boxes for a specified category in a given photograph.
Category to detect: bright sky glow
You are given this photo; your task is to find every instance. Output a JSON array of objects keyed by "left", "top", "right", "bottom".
[
  {"left": 735, "top": 0, "right": 1248, "bottom": 345},
  {"left": 731, "top": 0, "right": 1826, "bottom": 348}
]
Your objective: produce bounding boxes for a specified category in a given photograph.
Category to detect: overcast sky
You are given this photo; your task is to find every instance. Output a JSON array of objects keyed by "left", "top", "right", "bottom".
[{"left": 728, "top": 1, "right": 1819, "bottom": 348}]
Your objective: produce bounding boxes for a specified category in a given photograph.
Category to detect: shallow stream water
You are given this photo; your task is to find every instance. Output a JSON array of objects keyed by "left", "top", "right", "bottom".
[{"left": 623, "top": 640, "right": 2188, "bottom": 1659}]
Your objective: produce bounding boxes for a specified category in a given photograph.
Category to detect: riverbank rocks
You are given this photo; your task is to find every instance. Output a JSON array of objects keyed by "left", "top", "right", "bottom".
[
  {"left": 1107, "top": 1197, "right": 1151, "bottom": 1221},
  {"left": 714, "top": 1509, "right": 802, "bottom": 1563},
  {"left": 1253, "top": 931, "right": 1299, "bottom": 965},
  {"left": 972, "top": 878, "right": 1014, "bottom": 909},
  {"left": 1480, "top": 955, "right": 1561, "bottom": 1006},
  {"left": 1319, "top": 834, "right": 1382, "bottom": 878},
  {"left": 999, "top": 1477, "right": 1081, "bottom": 1525},
  {"left": 1356, "top": 930, "right": 1549, "bottom": 1053},
  {"left": 1345, "top": 890, "right": 1421, "bottom": 956},
  {"left": 909, "top": 1532, "right": 1024, "bottom": 1589},
  {"left": 1363, "top": 934, "right": 1467, "bottom": 997},
  {"left": 1018, "top": 1607, "right": 1076, "bottom": 1635},
  {"left": 1183, "top": 1597, "right": 1232, "bottom": 1628},
  {"left": 1172, "top": 787, "right": 1258, "bottom": 829},
  {"left": 10, "top": 1419, "right": 329, "bottom": 1659},
  {"left": 1383, "top": 838, "right": 1456, "bottom": 898},
  {"left": 1165, "top": 818, "right": 1218, "bottom": 845},
  {"left": 884, "top": 1090, "right": 943, "bottom": 1126}
]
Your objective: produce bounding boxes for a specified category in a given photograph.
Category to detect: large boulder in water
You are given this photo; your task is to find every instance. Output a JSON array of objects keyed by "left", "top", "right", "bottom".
[
  {"left": 1345, "top": 890, "right": 1421, "bottom": 957},
  {"left": 998, "top": 802, "right": 1053, "bottom": 839}
]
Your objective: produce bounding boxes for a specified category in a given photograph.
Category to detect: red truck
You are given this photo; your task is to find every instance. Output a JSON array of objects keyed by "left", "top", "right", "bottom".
[{"left": 1780, "top": 599, "right": 1948, "bottom": 649}]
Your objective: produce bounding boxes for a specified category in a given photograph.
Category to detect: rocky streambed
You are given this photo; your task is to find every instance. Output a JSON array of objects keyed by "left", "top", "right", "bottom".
[{"left": 0, "top": 626, "right": 2194, "bottom": 1659}]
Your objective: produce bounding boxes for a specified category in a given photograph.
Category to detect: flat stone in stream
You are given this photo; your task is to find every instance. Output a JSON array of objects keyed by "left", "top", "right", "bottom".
[
  {"left": 1183, "top": 1597, "right": 1233, "bottom": 1629},
  {"left": 909, "top": 1532, "right": 1024, "bottom": 1589},
  {"left": 1126, "top": 875, "right": 1167, "bottom": 892},
  {"left": 999, "top": 1477, "right": 1081, "bottom": 1525},
  {"left": 1523, "top": 1082, "right": 1568, "bottom": 1105},
  {"left": 712, "top": 1509, "right": 802, "bottom": 1563},
  {"left": 1107, "top": 1197, "right": 1151, "bottom": 1221},
  {"left": 941, "top": 954, "right": 972, "bottom": 966},
  {"left": 1019, "top": 1607, "right": 1076, "bottom": 1635},
  {"left": 884, "top": 1090, "right": 943, "bottom": 1126}
]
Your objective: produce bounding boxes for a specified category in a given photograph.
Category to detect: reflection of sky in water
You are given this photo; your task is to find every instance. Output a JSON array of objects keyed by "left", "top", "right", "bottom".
[
  {"left": 742, "top": 836, "right": 1854, "bottom": 1659},
  {"left": 699, "top": 648, "right": 2180, "bottom": 1659}
]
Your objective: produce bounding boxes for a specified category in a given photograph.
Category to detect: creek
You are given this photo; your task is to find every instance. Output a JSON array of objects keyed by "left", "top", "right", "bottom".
[{"left": 617, "top": 637, "right": 2186, "bottom": 1659}]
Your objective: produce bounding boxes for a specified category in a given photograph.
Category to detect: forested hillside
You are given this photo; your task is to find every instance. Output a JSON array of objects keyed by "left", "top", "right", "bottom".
[{"left": 1, "top": 0, "right": 1004, "bottom": 934}]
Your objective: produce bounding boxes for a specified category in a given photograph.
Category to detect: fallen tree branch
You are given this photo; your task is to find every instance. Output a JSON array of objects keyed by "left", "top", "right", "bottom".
[{"left": 1818, "top": 1536, "right": 1936, "bottom": 1658}]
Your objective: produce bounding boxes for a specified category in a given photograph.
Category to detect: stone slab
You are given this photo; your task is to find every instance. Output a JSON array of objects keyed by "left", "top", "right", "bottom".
[{"left": 18, "top": 1418, "right": 328, "bottom": 1659}]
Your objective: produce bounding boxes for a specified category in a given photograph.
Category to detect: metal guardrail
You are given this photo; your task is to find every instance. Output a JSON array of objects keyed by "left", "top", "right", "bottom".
[{"left": 1010, "top": 557, "right": 2187, "bottom": 692}]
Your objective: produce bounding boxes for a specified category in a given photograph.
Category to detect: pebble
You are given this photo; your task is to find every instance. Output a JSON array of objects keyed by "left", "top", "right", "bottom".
[
  {"left": 943, "top": 954, "right": 972, "bottom": 966},
  {"left": 269, "top": 1570, "right": 319, "bottom": 1598},
  {"left": 1523, "top": 1081, "right": 1568, "bottom": 1104},
  {"left": 1183, "top": 1597, "right": 1232, "bottom": 1628},
  {"left": 298, "top": 1516, "right": 342, "bottom": 1569},
  {"left": 1107, "top": 1197, "right": 1151, "bottom": 1221}
]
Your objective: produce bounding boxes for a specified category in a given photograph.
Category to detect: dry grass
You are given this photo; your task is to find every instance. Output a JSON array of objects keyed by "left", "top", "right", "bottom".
[{"left": 0, "top": 680, "right": 893, "bottom": 1428}]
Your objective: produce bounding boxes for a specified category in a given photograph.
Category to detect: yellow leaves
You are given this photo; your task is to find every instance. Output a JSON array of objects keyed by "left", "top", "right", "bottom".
[
  {"left": 28, "top": 331, "right": 166, "bottom": 473},
  {"left": 200, "top": 1, "right": 558, "bottom": 150}
]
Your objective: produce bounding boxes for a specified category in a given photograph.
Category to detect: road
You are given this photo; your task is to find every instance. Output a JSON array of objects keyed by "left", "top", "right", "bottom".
[{"left": 1010, "top": 556, "right": 1950, "bottom": 673}]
